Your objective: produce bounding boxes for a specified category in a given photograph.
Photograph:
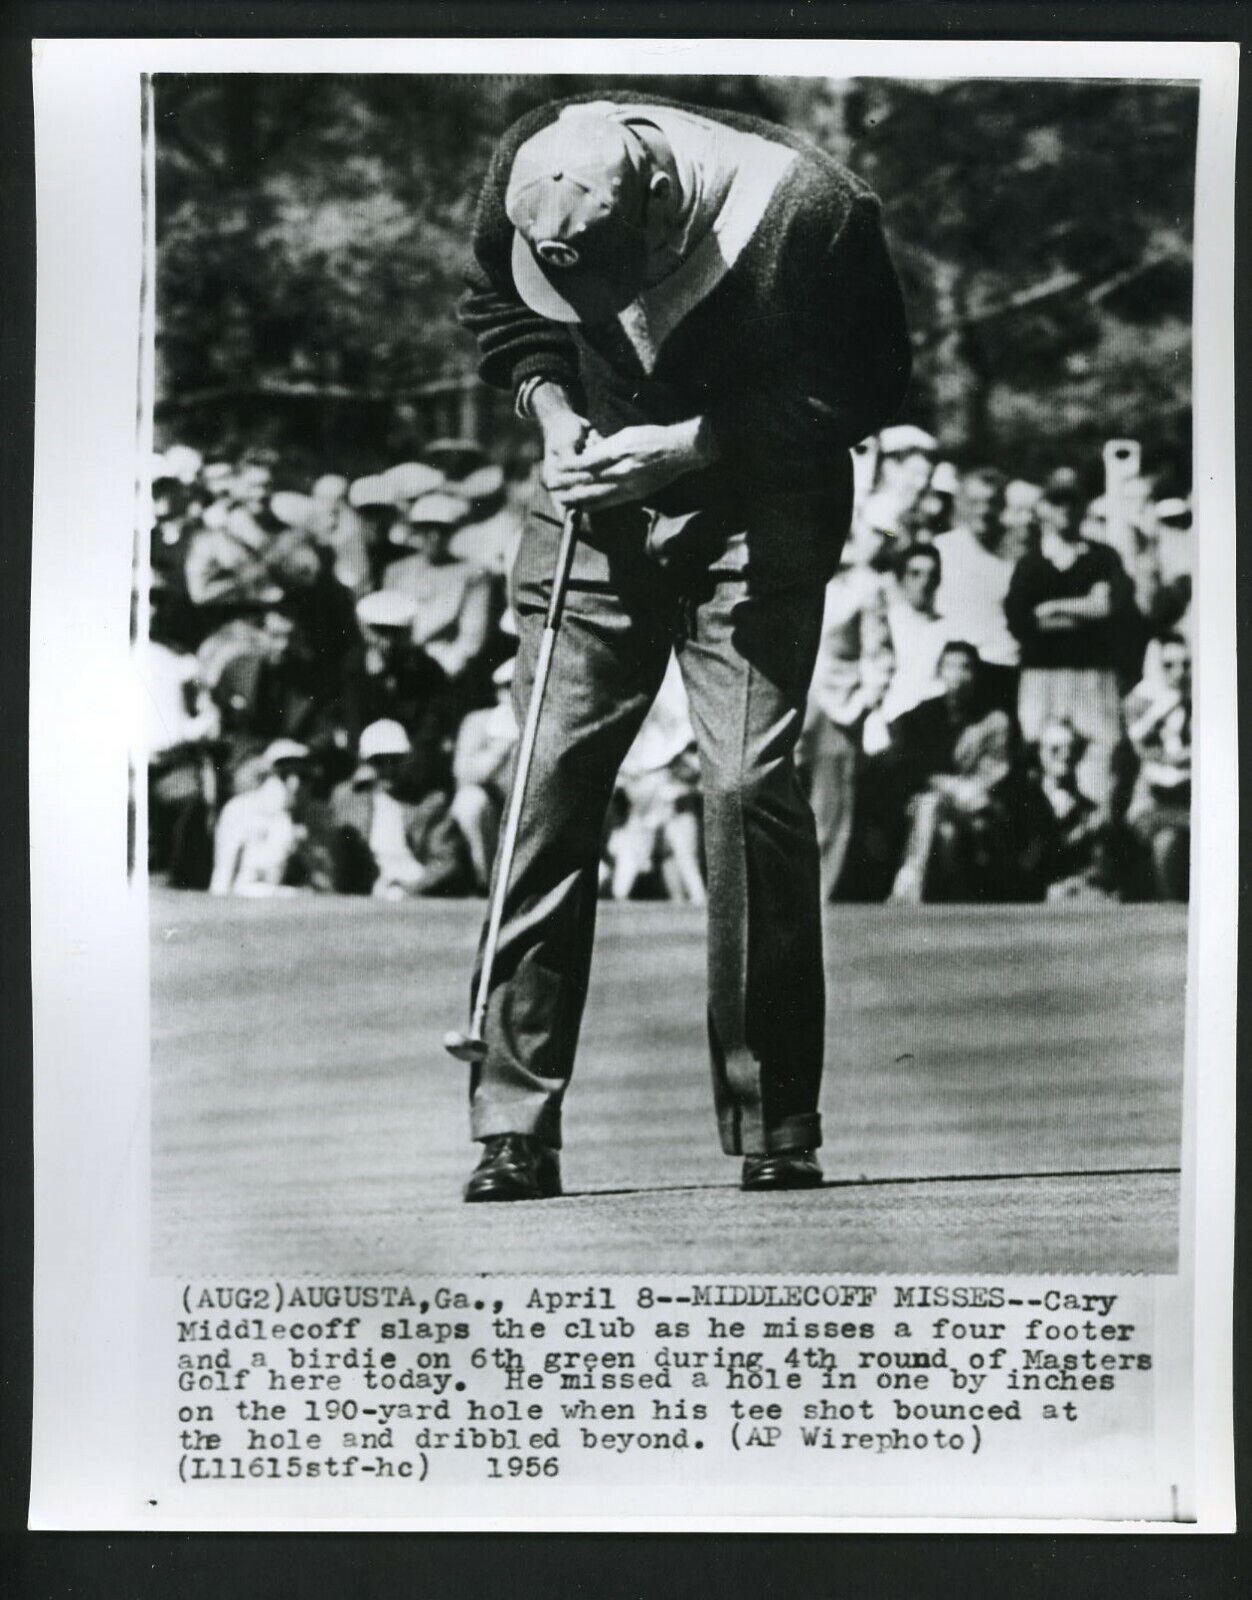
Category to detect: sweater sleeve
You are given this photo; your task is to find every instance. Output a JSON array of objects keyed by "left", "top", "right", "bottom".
[
  {"left": 810, "top": 196, "right": 913, "bottom": 449},
  {"left": 457, "top": 116, "right": 583, "bottom": 404}
]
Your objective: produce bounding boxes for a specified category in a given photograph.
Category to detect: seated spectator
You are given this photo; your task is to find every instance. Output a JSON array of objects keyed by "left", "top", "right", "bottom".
[
  {"left": 886, "top": 641, "right": 1015, "bottom": 903},
  {"left": 338, "top": 589, "right": 453, "bottom": 795},
  {"left": 606, "top": 658, "right": 705, "bottom": 905},
  {"left": 310, "top": 473, "right": 373, "bottom": 597},
  {"left": 879, "top": 542, "right": 955, "bottom": 724},
  {"left": 209, "top": 739, "right": 313, "bottom": 896},
  {"left": 1016, "top": 718, "right": 1122, "bottom": 903},
  {"left": 322, "top": 720, "right": 469, "bottom": 899},
  {"left": 1004, "top": 470, "right": 1137, "bottom": 811},
  {"left": 146, "top": 582, "right": 222, "bottom": 888},
  {"left": 383, "top": 490, "right": 493, "bottom": 701},
  {"left": 912, "top": 459, "right": 959, "bottom": 540},
  {"left": 1124, "top": 634, "right": 1191, "bottom": 900},
  {"left": 450, "top": 658, "right": 519, "bottom": 893},
  {"left": 933, "top": 467, "right": 1019, "bottom": 713},
  {"left": 210, "top": 607, "right": 333, "bottom": 786},
  {"left": 449, "top": 458, "right": 526, "bottom": 577}
]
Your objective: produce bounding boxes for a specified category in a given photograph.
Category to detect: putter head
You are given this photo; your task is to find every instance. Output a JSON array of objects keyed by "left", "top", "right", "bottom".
[{"left": 443, "top": 1029, "right": 488, "bottom": 1065}]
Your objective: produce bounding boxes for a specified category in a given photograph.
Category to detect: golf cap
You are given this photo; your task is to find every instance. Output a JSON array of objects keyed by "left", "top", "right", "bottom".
[
  {"left": 164, "top": 443, "right": 204, "bottom": 484},
  {"left": 357, "top": 590, "right": 418, "bottom": 630},
  {"left": 1155, "top": 496, "right": 1191, "bottom": 524},
  {"left": 270, "top": 490, "right": 315, "bottom": 528},
  {"left": 506, "top": 112, "right": 652, "bottom": 325},
  {"left": 1005, "top": 479, "right": 1041, "bottom": 509},
  {"left": 409, "top": 490, "right": 469, "bottom": 528},
  {"left": 348, "top": 474, "right": 393, "bottom": 509},
  {"left": 262, "top": 738, "right": 310, "bottom": 769},
  {"left": 359, "top": 719, "right": 412, "bottom": 760},
  {"left": 384, "top": 462, "right": 445, "bottom": 503},
  {"left": 312, "top": 473, "right": 349, "bottom": 501},
  {"left": 491, "top": 655, "right": 516, "bottom": 686},
  {"left": 878, "top": 424, "right": 938, "bottom": 457},
  {"left": 930, "top": 461, "right": 960, "bottom": 496},
  {"left": 458, "top": 463, "right": 505, "bottom": 503}
]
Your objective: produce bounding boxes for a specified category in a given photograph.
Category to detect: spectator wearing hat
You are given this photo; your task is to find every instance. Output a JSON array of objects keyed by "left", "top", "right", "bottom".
[
  {"left": 210, "top": 607, "right": 333, "bottom": 787},
  {"left": 1004, "top": 469, "right": 1137, "bottom": 810},
  {"left": 337, "top": 589, "right": 453, "bottom": 797},
  {"left": 324, "top": 719, "right": 469, "bottom": 899},
  {"left": 884, "top": 640, "right": 1016, "bottom": 903},
  {"left": 209, "top": 739, "right": 314, "bottom": 896},
  {"left": 146, "top": 582, "right": 222, "bottom": 888},
  {"left": 383, "top": 490, "right": 493, "bottom": 698},
  {"left": 1124, "top": 633, "right": 1191, "bottom": 900},
  {"left": 450, "top": 657, "right": 520, "bottom": 892},
  {"left": 348, "top": 473, "right": 411, "bottom": 591},
  {"left": 912, "top": 459, "right": 959, "bottom": 541},
  {"left": 309, "top": 473, "right": 373, "bottom": 597},
  {"left": 855, "top": 425, "right": 937, "bottom": 546},
  {"left": 933, "top": 467, "right": 1020, "bottom": 713}
]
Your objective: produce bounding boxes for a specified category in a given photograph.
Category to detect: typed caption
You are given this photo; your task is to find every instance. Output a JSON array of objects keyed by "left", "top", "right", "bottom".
[{"left": 150, "top": 1273, "right": 1185, "bottom": 1518}]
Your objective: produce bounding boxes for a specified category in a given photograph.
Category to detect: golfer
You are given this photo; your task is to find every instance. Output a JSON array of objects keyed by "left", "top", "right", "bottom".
[{"left": 456, "top": 93, "right": 911, "bottom": 1201}]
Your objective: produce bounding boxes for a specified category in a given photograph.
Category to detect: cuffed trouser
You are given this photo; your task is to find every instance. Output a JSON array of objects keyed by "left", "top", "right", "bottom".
[{"left": 467, "top": 493, "right": 836, "bottom": 1157}]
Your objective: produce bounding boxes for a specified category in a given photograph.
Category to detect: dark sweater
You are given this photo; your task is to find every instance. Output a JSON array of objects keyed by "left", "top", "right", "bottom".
[
  {"left": 1004, "top": 541, "right": 1135, "bottom": 671},
  {"left": 460, "top": 93, "right": 912, "bottom": 503}
]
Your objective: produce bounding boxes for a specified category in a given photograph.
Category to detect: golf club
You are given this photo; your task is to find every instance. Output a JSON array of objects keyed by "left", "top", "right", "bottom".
[{"left": 444, "top": 503, "right": 582, "bottom": 1064}]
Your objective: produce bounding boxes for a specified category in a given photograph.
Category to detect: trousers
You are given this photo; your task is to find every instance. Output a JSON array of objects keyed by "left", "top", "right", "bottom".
[{"left": 467, "top": 489, "right": 838, "bottom": 1156}]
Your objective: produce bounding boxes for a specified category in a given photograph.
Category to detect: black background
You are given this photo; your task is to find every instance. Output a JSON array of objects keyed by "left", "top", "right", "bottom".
[{"left": 1, "top": 3, "right": 1247, "bottom": 1595}]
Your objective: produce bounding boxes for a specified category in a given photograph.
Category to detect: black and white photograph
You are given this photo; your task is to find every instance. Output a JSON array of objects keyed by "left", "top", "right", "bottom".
[
  {"left": 146, "top": 68, "right": 1198, "bottom": 1276},
  {"left": 25, "top": 33, "right": 1237, "bottom": 1531}
]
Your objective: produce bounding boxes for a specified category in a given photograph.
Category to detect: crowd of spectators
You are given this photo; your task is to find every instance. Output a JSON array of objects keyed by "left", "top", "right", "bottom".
[{"left": 144, "top": 422, "right": 1193, "bottom": 906}]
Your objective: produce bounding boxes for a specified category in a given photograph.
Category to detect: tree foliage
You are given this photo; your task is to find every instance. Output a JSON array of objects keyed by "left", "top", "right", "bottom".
[{"left": 156, "top": 72, "right": 1196, "bottom": 483}]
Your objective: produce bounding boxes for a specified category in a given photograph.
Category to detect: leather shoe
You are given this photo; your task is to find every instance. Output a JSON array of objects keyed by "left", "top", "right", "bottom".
[
  {"left": 464, "top": 1134, "right": 562, "bottom": 1202},
  {"left": 741, "top": 1151, "right": 824, "bottom": 1191}
]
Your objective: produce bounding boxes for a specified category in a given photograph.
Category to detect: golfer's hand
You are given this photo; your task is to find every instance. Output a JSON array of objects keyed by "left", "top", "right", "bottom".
[{"left": 554, "top": 420, "right": 719, "bottom": 510}]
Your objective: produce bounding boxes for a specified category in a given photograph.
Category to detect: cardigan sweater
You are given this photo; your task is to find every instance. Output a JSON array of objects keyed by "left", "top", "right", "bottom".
[{"left": 459, "top": 93, "right": 912, "bottom": 507}]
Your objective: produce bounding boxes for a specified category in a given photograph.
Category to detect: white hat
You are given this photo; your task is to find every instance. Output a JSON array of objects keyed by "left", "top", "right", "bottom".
[
  {"left": 270, "top": 490, "right": 316, "bottom": 528},
  {"left": 348, "top": 474, "right": 393, "bottom": 509},
  {"left": 359, "top": 719, "right": 412, "bottom": 760},
  {"left": 262, "top": 738, "right": 310, "bottom": 769},
  {"left": 203, "top": 461, "right": 234, "bottom": 486},
  {"left": 491, "top": 656, "right": 516, "bottom": 686},
  {"left": 458, "top": 462, "right": 506, "bottom": 503},
  {"left": 878, "top": 424, "right": 938, "bottom": 457},
  {"left": 150, "top": 452, "right": 173, "bottom": 483},
  {"left": 1005, "top": 479, "right": 1042, "bottom": 508},
  {"left": 356, "top": 590, "right": 418, "bottom": 629},
  {"left": 930, "top": 461, "right": 959, "bottom": 495},
  {"left": 312, "top": 474, "right": 349, "bottom": 502},
  {"left": 384, "top": 462, "right": 445, "bottom": 502},
  {"left": 164, "top": 443, "right": 204, "bottom": 484},
  {"left": 1155, "top": 496, "right": 1190, "bottom": 524},
  {"left": 409, "top": 490, "right": 470, "bottom": 527}
]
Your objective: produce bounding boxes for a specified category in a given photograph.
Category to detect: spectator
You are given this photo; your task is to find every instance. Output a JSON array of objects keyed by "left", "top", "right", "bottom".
[
  {"left": 323, "top": 719, "right": 468, "bottom": 899},
  {"left": 310, "top": 473, "right": 373, "bottom": 597},
  {"left": 879, "top": 541, "right": 954, "bottom": 724},
  {"left": 211, "top": 607, "right": 332, "bottom": 783},
  {"left": 146, "top": 582, "right": 222, "bottom": 887},
  {"left": 933, "top": 467, "right": 1019, "bottom": 712},
  {"left": 209, "top": 738, "right": 313, "bottom": 896},
  {"left": 912, "top": 459, "right": 960, "bottom": 540},
  {"left": 1124, "top": 634, "right": 1191, "bottom": 899},
  {"left": 999, "top": 479, "right": 1041, "bottom": 565},
  {"left": 1004, "top": 469, "right": 1137, "bottom": 810},
  {"left": 606, "top": 658, "right": 705, "bottom": 905},
  {"left": 857, "top": 424, "right": 937, "bottom": 544},
  {"left": 338, "top": 589, "right": 453, "bottom": 795},
  {"left": 1017, "top": 717, "right": 1121, "bottom": 902},
  {"left": 348, "top": 474, "right": 410, "bottom": 592},
  {"left": 449, "top": 459, "right": 526, "bottom": 577},
  {"left": 886, "top": 640, "right": 1015, "bottom": 903},
  {"left": 450, "top": 657, "right": 519, "bottom": 892},
  {"left": 383, "top": 490, "right": 493, "bottom": 695},
  {"left": 801, "top": 639, "right": 895, "bottom": 900}
]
